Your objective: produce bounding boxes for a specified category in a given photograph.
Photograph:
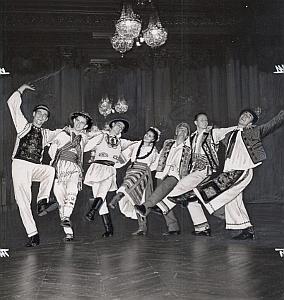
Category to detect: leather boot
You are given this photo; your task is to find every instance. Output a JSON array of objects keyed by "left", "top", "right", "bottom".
[
  {"left": 109, "top": 192, "right": 125, "bottom": 209},
  {"left": 132, "top": 214, "right": 147, "bottom": 236},
  {"left": 85, "top": 197, "right": 103, "bottom": 221},
  {"left": 101, "top": 213, "right": 113, "bottom": 237}
]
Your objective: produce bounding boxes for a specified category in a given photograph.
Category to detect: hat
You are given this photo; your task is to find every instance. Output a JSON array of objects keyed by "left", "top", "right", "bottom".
[
  {"left": 70, "top": 112, "right": 93, "bottom": 130},
  {"left": 239, "top": 108, "right": 259, "bottom": 124},
  {"left": 109, "top": 119, "right": 129, "bottom": 133},
  {"left": 33, "top": 104, "right": 50, "bottom": 117},
  {"left": 175, "top": 122, "right": 191, "bottom": 136}
]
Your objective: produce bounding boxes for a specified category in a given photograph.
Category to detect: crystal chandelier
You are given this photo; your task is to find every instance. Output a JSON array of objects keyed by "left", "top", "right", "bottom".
[
  {"left": 111, "top": 32, "right": 134, "bottom": 54},
  {"left": 98, "top": 95, "right": 129, "bottom": 117},
  {"left": 98, "top": 96, "right": 113, "bottom": 117},
  {"left": 115, "top": 4, "right": 142, "bottom": 39},
  {"left": 111, "top": 1, "right": 167, "bottom": 55},
  {"left": 143, "top": 15, "right": 167, "bottom": 48},
  {"left": 114, "top": 96, "right": 129, "bottom": 113}
]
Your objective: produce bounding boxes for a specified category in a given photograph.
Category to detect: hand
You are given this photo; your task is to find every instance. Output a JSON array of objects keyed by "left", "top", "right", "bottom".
[
  {"left": 205, "top": 125, "right": 213, "bottom": 132},
  {"left": 17, "top": 84, "right": 35, "bottom": 94},
  {"left": 78, "top": 181, "right": 82, "bottom": 191}
]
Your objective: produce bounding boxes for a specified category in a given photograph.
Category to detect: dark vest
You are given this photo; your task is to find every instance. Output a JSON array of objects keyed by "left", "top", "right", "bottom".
[{"left": 14, "top": 125, "right": 43, "bottom": 164}]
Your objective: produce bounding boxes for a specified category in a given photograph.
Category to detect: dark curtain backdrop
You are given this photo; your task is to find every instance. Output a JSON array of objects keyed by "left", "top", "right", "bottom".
[{"left": 1, "top": 45, "right": 284, "bottom": 209}]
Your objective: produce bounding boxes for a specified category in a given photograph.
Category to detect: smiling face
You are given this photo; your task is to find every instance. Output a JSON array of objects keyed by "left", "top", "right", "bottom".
[
  {"left": 194, "top": 114, "right": 208, "bottom": 130},
  {"left": 110, "top": 121, "right": 125, "bottom": 136},
  {"left": 143, "top": 130, "right": 156, "bottom": 144},
  {"left": 32, "top": 108, "right": 49, "bottom": 127},
  {"left": 238, "top": 111, "right": 254, "bottom": 128},
  {"left": 73, "top": 115, "right": 88, "bottom": 132},
  {"left": 176, "top": 125, "right": 190, "bottom": 139}
]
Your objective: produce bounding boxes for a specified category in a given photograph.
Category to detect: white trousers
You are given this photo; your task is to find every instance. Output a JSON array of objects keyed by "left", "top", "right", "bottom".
[
  {"left": 164, "top": 170, "right": 209, "bottom": 229},
  {"left": 194, "top": 169, "right": 253, "bottom": 230},
  {"left": 53, "top": 173, "right": 80, "bottom": 236},
  {"left": 91, "top": 178, "right": 113, "bottom": 215},
  {"left": 12, "top": 159, "right": 55, "bottom": 237}
]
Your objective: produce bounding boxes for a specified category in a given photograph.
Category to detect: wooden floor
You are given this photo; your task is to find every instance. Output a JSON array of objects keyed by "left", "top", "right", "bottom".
[{"left": 1, "top": 196, "right": 284, "bottom": 300}]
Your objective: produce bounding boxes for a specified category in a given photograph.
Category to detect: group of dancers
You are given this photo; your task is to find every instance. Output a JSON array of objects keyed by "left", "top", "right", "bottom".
[{"left": 7, "top": 84, "right": 284, "bottom": 247}]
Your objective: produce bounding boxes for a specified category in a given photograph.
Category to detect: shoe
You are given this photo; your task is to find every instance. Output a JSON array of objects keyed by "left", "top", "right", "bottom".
[
  {"left": 232, "top": 227, "right": 255, "bottom": 240},
  {"left": 61, "top": 217, "right": 72, "bottom": 228},
  {"left": 134, "top": 204, "right": 147, "bottom": 217},
  {"left": 37, "top": 198, "right": 59, "bottom": 217},
  {"left": 162, "top": 230, "right": 181, "bottom": 236},
  {"left": 25, "top": 233, "right": 40, "bottom": 247},
  {"left": 167, "top": 191, "right": 197, "bottom": 207},
  {"left": 64, "top": 234, "right": 74, "bottom": 242},
  {"left": 132, "top": 229, "right": 147, "bottom": 236},
  {"left": 192, "top": 229, "right": 211, "bottom": 237},
  {"left": 85, "top": 197, "right": 103, "bottom": 221},
  {"left": 150, "top": 205, "right": 163, "bottom": 216},
  {"left": 109, "top": 192, "right": 125, "bottom": 209}
]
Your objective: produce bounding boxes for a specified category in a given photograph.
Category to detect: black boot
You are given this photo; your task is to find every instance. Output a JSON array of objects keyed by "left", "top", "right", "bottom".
[
  {"left": 37, "top": 197, "right": 59, "bottom": 216},
  {"left": 85, "top": 197, "right": 103, "bottom": 221},
  {"left": 232, "top": 227, "right": 255, "bottom": 240},
  {"left": 167, "top": 190, "right": 198, "bottom": 207},
  {"left": 101, "top": 213, "right": 113, "bottom": 237},
  {"left": 109, "top": 192, "right": 125, "bottom": 209},
  {"left": 25, "top": 233, "right": 40, "bottom": 247}
]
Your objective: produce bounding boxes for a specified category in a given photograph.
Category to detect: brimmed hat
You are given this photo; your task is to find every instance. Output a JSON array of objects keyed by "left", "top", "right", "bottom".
[
  {"left": 33, "top": 104, "right": 50, "bottom": 117},
  {"left": 239, "top": 108, "right": 259, "bottom": 124},
  {"left": 109, "top": 119, "right": 129, "bottom": 133},
  {"left": 70, "top": 112, "right": 93, "bottom": 130}
]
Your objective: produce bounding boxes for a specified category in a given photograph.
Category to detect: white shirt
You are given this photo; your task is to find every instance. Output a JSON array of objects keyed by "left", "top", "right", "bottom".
[{"left": 224, "top": 129, "right": 261, "bottom": 171}]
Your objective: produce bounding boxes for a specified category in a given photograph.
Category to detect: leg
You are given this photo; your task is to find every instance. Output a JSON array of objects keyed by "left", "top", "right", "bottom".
[
  {"left": 162, "top": 209, "right": 180, "bottom": 235},
  {"left": 187, "top": 201, "right": 210, "bottom": 235},
  {"left": 132, "top": 214, "right": 147, "bottom": 235},
  {"left": 135, "top": 176, "right": 178, "bottom": 217},
  {"left": 12, "top": 160, "right": 38, "bottom": 238}
]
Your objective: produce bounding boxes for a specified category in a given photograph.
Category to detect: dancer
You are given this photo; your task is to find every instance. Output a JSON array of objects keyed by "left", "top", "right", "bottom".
[
  {"left": 109, "top": 127, "right": 160, "bottom": 235},
  {"left": 49, "top": 112, "right": 93, "bottom": 241},
  {"left": 169, "top": 109, "right": 284, "bottom": 239},
  {"left": 135, "top": 123, "right": 192, "bottom": 235},
  {"left": 84, "top": 119, "right": 133, "bottom": 237},
  {"left": 8, "top": 84, "right": 61, "bottom": 247},
  {"left": 160, "top": 113, "right": 235, "bottom": 236}
]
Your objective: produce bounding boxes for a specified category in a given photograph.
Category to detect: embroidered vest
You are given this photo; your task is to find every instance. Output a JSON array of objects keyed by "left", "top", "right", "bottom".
[
  {"left": 191, "top": 130, "right": 219, "bottom": 173},
  {"left": 156, "top": 139, "right": 192, "bottom": 178},
  {"left": 14, "top": 125, "right": 43, "bottom": 164}
]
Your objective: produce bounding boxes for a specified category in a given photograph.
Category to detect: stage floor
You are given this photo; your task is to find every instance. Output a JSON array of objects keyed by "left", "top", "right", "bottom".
[{"left": 1, "top": 201, "right": 284, "bottom": 300}]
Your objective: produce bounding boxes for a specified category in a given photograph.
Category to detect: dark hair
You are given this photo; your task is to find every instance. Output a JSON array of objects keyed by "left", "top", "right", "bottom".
[
  {"left": 194, "top": 112, "right": 208, "bottom": 121},
  {"left": 239, "top": 109, "right": 259, "bottom": 124},
  {"left": 147, "top": 128, "right": 159, "bottom": 143}
]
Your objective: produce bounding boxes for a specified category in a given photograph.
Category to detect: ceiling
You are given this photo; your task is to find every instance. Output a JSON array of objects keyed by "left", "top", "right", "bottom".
[{"left": 1, "top": 0, "right": 283, "bottom": 59}]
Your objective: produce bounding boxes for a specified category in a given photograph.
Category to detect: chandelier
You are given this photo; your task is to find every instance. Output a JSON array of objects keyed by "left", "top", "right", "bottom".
[
  {"left": 98, "top": 95, "right": 129, "bottom": 118},
  {"left": 111, "top": 1, "right": 167, "bottom": 56}
]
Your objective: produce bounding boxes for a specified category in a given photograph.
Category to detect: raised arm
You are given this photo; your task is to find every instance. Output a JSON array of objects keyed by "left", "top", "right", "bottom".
[
  {"left": 7, "top": 84, "right": 35, "bottom": 134},
  {"left": 212, "top": 126, "right": 236, "bottom": 143}
]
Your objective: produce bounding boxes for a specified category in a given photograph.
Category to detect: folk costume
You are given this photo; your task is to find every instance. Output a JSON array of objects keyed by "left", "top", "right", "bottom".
[
  {"left": 171, "top": 110, "right": 284, "bottom": 238},
  {"left": 164, "top": 126, "right": 235, "bottom": 234},
  {"left": 135, "top": 123, "right": 192, "bottom": 234},
  {"left": 84, "top": 120, "right": 133, "bottom": 237},
  {"left": 49, "top": 112, "right": 92, "bottom": 241},
  {"left": 114, "top": 139, "right": 159, "bottom": 234},
  {"left": 7, "top": 90, "right": 61, "bottom": 244}
]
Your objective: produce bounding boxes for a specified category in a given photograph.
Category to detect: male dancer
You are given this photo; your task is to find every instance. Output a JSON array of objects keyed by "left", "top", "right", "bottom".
[
  {"left": 135, "top": 123, "right": 192, "bottom": 235},
  {"left": 159, "top": 113, "right": 235, "bottom": 236},
  {"left": 8, "top": 84, "right": 60, "bottom": 247},
  {"left": 169, "top": 109, "right": 284, "bottom": 239},
  {"left": 49, "top": 112, "right": 93, "bottom": 241}
]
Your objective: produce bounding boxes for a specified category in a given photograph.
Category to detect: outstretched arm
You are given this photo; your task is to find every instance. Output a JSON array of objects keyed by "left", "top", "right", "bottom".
[
  {"left": 259, "top": 110, "right": 284, "bottom": 138},
  {"left": 7, "top": 84, "right": 35, "bottom": 134}
]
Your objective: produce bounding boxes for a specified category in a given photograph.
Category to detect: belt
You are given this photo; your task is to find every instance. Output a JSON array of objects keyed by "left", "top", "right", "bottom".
[{"left": 93, "top": 160, "right": 115, "bottom": 167}]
